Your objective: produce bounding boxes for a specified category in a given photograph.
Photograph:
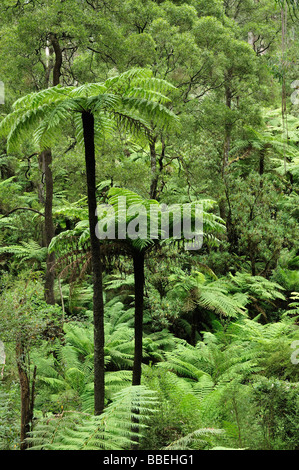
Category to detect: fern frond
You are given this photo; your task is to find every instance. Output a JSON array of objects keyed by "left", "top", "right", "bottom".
[
  {"left": 163, "top": 427, "right": 223, "bottom": 450},
  {"left": 6, "top": 104, "right": 51, "bottom": 152},
  {"left": 120, "top": 96, "right": 178, "bottom": 131},
  {"left": 0, "top": 240, "right": 47, "bottom": 263},
  {"left": 28, "top": 385, "right": 158, "bottom": 450},
  {"left": 104, "top": 67, "right": 152, "bottom": 91},
  {"left": 67, "top": 82, "right": 107, "bottom": 98},
  {"left": 12, "top": 85, "right": 70, "bottom": 111},
  {"left": 197, "top": 288, "right": 246, "bottom": 317}
]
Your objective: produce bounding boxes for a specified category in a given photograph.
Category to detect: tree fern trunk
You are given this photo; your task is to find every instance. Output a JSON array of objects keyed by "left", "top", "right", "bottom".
[
  {"left": 131, "top": 252, "right": 145, "bottom": 450},
  {"left": 16, "top": 341, "right": 36, "bottom": 450},
  {"left": 43, "top": 148, "right": 55, "bottom": 305},
  {"left": 16, "top": 337, "right": 30, "bottom": 450},
  {"left": 191, "top": 308, "right": 199, "bottom": 346},
  {"left": 82, "top": 111, "right": 105, "bottom": 415},
  {"left": 132, "top": 251, "right": 145, "bottom": 386},
  {"left": 149, "top": 136, "right": 158, "bottom": 200}
]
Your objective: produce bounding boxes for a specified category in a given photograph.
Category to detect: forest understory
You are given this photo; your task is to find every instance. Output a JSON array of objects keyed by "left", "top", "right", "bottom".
[{"left": 0, "top": 0, "right": 298, "bottom": 452}]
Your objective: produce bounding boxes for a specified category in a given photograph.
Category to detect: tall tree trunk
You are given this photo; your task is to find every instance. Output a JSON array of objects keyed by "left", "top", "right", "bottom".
[
  {"left": 41, "top": 34, "right": 62, "bottom": 304},
  {"left": 149, "top": 136, "right": 158, "bottom": 200},
  {"left": 222, "top": 85, "right": 232, "bottom": 177},
  {"left": 219, "top": 84, "right": 233, "bottom": 223},
  {"left": 16, "top": 338, "right": 37, "bottom": 450},
  {"left": 130, "top": 251, "right": 145, "bottom": 449},
  {"left": 43, "top": 148, "right": 55, "bottom": 305},
  {"left": 50, "top": 33, "right": 62, "bottom": 87},
  {"left": 259, "top": 150, "right": 265, "bottom": 176},
  {"left": 190, "top": 307, "right": 199, "bottom": 346},
  {"left": 132, "top": 251, "right": 145, "bottom": 386},
  {"left": 82, "top": 111, "right": 105, "bottom": 415},
  {"left": 149, "top": 136, "right": 166, "bottom": 200}
]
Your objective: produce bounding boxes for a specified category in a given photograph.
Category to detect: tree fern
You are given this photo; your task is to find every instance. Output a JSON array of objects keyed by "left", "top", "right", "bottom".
[
  {"left": 0, "top": 69, "right": 178, "bottom": 155},
  {"left": 27, "top": 385, "right": 158, "bottom": 450},
  {"left": 163, "top": 427, "right": 223, "bottom": 450},
  {"left": 104, "top": 186, "right": 225, "bottom": 250},
  {"left": 226, "top": 272, "right": 285, "bottom": 302},
  {"left": 167, "top": 269, "right": 247, "bottom": 323},
  {"left": 155, "top": 338, "right": 217, "bottom": 394},
  {"left": 284, "top": 292, "right": 299, "bottom": 317},
  {"left": 49, "top": 185, "right": 226, "bottom": 388},
  {"left": 0, "top": 240, "right": 47, "bottom": 265},
  {"left": 0, "top": 215, "right": 17, "bottom": 231}
]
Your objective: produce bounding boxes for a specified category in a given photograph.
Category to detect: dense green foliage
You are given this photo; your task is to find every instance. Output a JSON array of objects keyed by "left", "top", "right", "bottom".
[{"left": 0, "top": 0, "right": 298, "bottom": 451}]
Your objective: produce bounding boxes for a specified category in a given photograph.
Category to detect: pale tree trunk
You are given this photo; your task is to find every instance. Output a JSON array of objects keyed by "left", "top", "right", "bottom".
[
  {"left": 41, "top": 34, "right": 62, "bottom": 304},
  {"left": 149, "top": 135, "right": 166, "bottom": 200}
]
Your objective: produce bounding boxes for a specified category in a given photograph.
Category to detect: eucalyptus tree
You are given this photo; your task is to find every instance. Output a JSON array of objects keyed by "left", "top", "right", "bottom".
[
  {"left": 0, "top": 0, "right": 104, "bottom": 305},
  {"left": 0, "top": 68, "right": 177, "bottom": 414}
]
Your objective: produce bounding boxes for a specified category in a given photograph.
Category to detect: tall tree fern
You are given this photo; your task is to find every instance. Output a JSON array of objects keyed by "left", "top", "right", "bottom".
[
  {"left": 49, "top": 186, "right": 225, "bottom": 386},
  {"left": 99, "top": 187, "right": 225, "bottom": 385},
  {"left": 167, "top": 269, "right": 247, "bottom": 344},
  {"left": 0, "top": 67, "right": 178, "bottom": 415}
]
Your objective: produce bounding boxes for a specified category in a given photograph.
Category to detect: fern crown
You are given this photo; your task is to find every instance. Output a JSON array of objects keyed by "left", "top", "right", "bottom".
[{"left": 0, "top": 68, "right": 179, "bottom": 153}]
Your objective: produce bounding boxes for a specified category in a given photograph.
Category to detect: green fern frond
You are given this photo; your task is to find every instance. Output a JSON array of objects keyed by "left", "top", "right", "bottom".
[
  {"left": 5, "top": 104, "right": 51, "bottom": 152},
  {"left": 197, "top": 288, "right": 246, "bottom": 317},
  {"left": 192, "top": 374, "right": 215, "bottom": 401},
  {"left": 227, "top": 272, "right": 285, "bottom": 302},
  {"left": 0, "top": 216, "right": 17, "bottom": 231},
  {"left": 157, "top": 350, "right": 209, "bottom": 382},
  {"left": 104, "top": 275, "right": 135, "bottom": 292},
  {"left": 163, "top": 427, "right": 223, "bottom": 450},
  {"left": 67, "top": 82, "right": 107, "bottom": 98},
  {"left": 0, "top": 240, "right": 47, "bottom": 263},
  {"left": 28, "top": 385, "right": 158, "bottom": 450},
  {"left": 125, "top": 86, "right": 172, "bottom": 104},
  {"left": 12, "top": 85, "right": 69, "bottom": 111},
  {"left": 120, "top": 96, "right": 178, "bottom": 131},
  {"left": 104, "top": 67, "right": 152, "bottom": 91}
]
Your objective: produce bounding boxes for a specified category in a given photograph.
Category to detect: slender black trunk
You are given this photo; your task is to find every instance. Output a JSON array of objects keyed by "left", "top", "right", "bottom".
[
  {"left": 222, "top": 85, "right": 232, "bottom": 177},
  {"left": 131, "top": 251, "right": 145, "bottom": 450},
  {"left": 82, "top": 111, "right": 105, "bottom": 415},
  {"left": 149, "top": 136, "right": 158, "bottom": 200},
  {"left": 259, "top": 147, "right": 267, "bottom": 189},
  {"left": 132, "top": 251, "right": 145, "bottom": 386},
  {"left": 16, "top": 340, "right": 37, "bottom": 450},
  {"left": 43, "top": 148, "right": 55, "bottom": 305},
  {"left": 191, "top": 308, "right": 199, "bottom": 346},
  {"left": 259, "top": 151, "right": 265, "bottom": 176}
]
